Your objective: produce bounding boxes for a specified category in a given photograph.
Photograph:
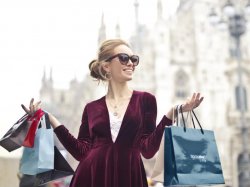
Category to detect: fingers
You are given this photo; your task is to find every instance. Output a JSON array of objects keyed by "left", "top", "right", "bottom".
[
  {"left": 22, "top": 98, "right": 42, "bottom": 115},
  {"left": 34, "top": 101, "right": 42, "bottom": 109},
  {"left": 21, "top": 104, "right": 30, "bottom": 114},
  {"left": 29, "top": 98, "right": 35, "bottom": 113},
  {"left": 182, "top": 93, "right": 204, "bottom": 112},
  {"left": 192, "top": 93, "right": 204, "bottom": 108},
  {"left": 196, "top": 96, "right": 204, "bottom": 107},
  {"left": 191, "top": 93, "right": 196, "bottom": 102},
  {"left": 185, "top": 93, "right": 197, "bottom": 110}
]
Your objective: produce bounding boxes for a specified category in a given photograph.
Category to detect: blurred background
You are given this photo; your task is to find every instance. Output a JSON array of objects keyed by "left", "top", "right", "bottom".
[{"left": 1, "top": 0, "right": 250, "bottom": 186}]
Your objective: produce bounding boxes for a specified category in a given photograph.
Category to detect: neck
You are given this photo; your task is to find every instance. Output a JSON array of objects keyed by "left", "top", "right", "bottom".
[{"left": 106, "top": 82, "right": 132, "bottom": 101}]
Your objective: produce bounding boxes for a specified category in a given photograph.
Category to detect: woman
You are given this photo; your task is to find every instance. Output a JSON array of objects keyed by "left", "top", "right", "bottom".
[{"left": 22, "top": 39, "right": 203, "bottom": 187}]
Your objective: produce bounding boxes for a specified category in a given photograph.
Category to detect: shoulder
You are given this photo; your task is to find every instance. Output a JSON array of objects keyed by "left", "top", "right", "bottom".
[
  {"left": 134, "top": 91, "right": 157, "bottom": 113},
  {"left": 133, "top": 90, "right": 156, "bottom": 107},
  {"left": 133, "top": 90, "right": 155, "bottom": 100},
  {"left": 84, "top": 96, "right": 105, "bottom": 110}
]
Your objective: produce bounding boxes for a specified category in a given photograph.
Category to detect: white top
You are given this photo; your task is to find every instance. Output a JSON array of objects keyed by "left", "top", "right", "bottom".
[{"left": 109, "top": 112, "right": 123, "bottom": 142}]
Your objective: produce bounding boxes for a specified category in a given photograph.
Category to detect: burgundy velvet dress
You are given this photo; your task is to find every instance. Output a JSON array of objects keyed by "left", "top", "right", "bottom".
[{"left": 54, "top": 90, "right": 172, "bottom": 187}]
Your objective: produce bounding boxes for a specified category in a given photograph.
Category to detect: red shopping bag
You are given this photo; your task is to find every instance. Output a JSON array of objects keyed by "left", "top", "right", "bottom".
[{"left": 22, "top": 109, "right": 44, "bottom": 147}]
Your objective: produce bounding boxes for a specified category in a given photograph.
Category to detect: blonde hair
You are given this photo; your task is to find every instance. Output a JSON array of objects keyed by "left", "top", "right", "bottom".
[{"left": 89, "top": 39, "right": 130, "bottom": 81}]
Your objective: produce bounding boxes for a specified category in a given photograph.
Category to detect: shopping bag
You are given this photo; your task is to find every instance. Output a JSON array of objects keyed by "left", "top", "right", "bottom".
[
  {"left": 151, "top": 105, "right": 181, "bottom": 182},
  {"left": 20, "top": 112, "right": 54, "bottom": 175},
  {"left": 19, "top": 174, "right": 37, "bottom": 187},
  {"left": 35, "top": 146, "right": 75, "bottom": 186},
  {"left": 22, "top": 109, "right": 44, "bottom": 148},
  {"left": 164, "top": 106, "right": 225, "bottom": 186},
  {"left": 0, "top": 109, "right": 45, "bottom": 152},
  {"left": 151, "top": 133, "right": 165, "bottom": 182},
  {"left": 0, "top": 114, "right": 31, "bottom": 152}
]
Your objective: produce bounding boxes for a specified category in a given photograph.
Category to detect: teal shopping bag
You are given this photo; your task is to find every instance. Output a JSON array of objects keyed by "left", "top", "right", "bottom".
[
  {"left": 20, "top": 113, "right": 54, "bottom": 175},
  {"left": 164, "top": 107, "right": 225, "bottom": 186}
]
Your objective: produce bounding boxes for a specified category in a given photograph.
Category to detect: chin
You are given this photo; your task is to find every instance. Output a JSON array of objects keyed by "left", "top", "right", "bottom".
[
  {"left": 123, "top": 72, "right": 134, "bottom": 80},
  {"left": 125, "top": 75, "right": 133, "bottom": 81}
]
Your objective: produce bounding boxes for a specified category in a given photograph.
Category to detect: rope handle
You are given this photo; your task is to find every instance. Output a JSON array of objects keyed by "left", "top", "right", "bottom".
[{"left": 179, "top": 105, "right": 204, "bottom": 134}]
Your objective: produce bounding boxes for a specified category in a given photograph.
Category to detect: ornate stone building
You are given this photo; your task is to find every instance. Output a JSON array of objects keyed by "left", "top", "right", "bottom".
[{"left": 40, "top": 0, "right": 250, "bottom": 186}]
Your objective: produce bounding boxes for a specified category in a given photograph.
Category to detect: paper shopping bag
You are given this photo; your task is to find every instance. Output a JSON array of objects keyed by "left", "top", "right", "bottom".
[
  {"left": 151, "top": 133, "right": 165, "bottom": 182},
  {"left": 22, "top": 109, "right": 44, "bottom": 148},
  {"left": 151, "top": 105, "right": 180, "bottom": 182},
  {"left": 0, "top": 109, "right": 44, "bottom": 152},
  {"left": 20, "top": 113, "right": 54, "bottom": 175},
  {"left": 164, "top": 107, "right": 225, "bottom": 186},
  {"left": 35, "top": 146, "right": 75, "bottom": 186},
  {"left": 0, "top": 114, "right": 30, "bottom": 152},
  {"left": 164, "top": 126, "right": 225, "bottom": 186}
]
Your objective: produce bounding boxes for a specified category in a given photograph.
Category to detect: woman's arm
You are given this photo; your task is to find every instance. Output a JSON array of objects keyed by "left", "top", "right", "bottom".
[
  {"left": 47, "top": 113, "right": 61, "bottom": 129},
  {"left": 140, "top": 92, "right": 204, "bottom": 159},
  {"left": 22, "top": 98, "right": 92, "bottom": 161}
]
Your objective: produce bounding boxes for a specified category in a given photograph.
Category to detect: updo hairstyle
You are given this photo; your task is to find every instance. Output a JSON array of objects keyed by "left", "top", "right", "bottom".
[{"left": 89, "top": 39, "right": 130, "bottom": 81}]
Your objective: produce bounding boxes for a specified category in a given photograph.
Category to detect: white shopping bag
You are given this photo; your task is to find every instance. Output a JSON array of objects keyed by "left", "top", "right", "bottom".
[
  {"left": 151, "top": 105, "right": 180, "bottom": 182},
  {"left": 151, "top": 133, "right": 165, "bottom": 182}
]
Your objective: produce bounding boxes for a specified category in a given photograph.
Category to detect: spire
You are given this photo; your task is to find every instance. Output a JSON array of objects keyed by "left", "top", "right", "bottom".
[
  {"left": 42, "top": 66, "right": 46, "bottom": 82},
  {"left": 49, "top": 66, "right": 53, "bottom": 82},
  {"left": 98, "top": 12, "right": 106, "bottom": 45},
  {"left": 177, "top": 0, "right": 193, "bottom": 11},
  {"left": 157, "top": 0, "right": 163, "bottom": 21},
  {"left": 115, "top": 21, "right": 121, "bottom": 38},
  {"left": 40, "top": 66, "right": 53, "bottom": 97},
  {"left": 133, "top": 0, "right": 143, "bottom": 53},
  {"left": 134, "top": 0, "right": 139, "bottom": 29}
]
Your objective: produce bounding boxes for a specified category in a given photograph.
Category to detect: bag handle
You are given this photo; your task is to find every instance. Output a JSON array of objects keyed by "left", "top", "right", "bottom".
[
  {"left": 175, "top": 105, "right": 187, "bottom": 132},
  {"left": 172, "top": 105, "right": 178, "bottom": 124},
  {"left": 180, "top": 105, "right": 204, "bottom": 134},
  {"left": 44, "top": 112, "right": 51, "bottom": 129},
  {"left": 186, "top": 111, "right": 195, "bottom": 129},
  {"left": 178, "top": 105, "right": 186, "bottom": 131},
  {"left": 175, "top": 105, "right": 179, "bottom": 126},
  {"left": 38, "top": 112, "right": 51, "bottom": 129},
  {"left": 176, "top": 105, "right": 183, "bottom": 127},
  {"left": 172, "top": 105, "right": 175, "bottom": 123},
  {"left": 16, "top": 114, "right": 29, "bottom": 124},
  {"left": 191, "top": 110, "right": 204, "bottom": 134}
]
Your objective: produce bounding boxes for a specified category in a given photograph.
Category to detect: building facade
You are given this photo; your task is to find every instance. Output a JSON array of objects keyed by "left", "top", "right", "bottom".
[{"left": 40, "top": 0, "right": 250, "bottom": 186}]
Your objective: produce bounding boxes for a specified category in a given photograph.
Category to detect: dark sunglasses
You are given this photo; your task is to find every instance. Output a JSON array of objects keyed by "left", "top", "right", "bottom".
[{"left": 105, "top": 53, "right": 139, "bottom": 66}]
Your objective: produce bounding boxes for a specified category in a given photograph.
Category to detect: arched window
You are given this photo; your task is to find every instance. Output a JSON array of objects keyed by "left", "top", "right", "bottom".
[
  {"left": 238, "top": 153, "right": 250, "bottom": 187},
  {"left": 174, "top": 70, "right": 189, "bottom": 98},
  {"left": 60, "top": 92, "right": 65, "bottom": 104},
  {"left": 235, "top": 85, "right": 248, "bottom": 111}
]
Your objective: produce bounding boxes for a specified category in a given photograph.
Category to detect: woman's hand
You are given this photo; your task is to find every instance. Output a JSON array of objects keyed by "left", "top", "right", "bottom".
[
  {"left": 21, "top": 98, "right": 61, "bottom": 129},
  {"left": 165, "top": 93, "right": 204, "bottom": 121},
  {"left": 181, "top": 93, "right": 204, "bottom": 112},
  {"left": 21, "top": 98, "right": 41, "bottom": 115}
]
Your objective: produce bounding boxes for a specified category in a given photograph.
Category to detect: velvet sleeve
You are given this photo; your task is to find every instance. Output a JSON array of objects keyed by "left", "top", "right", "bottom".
[
  {"left": 139, "top": 92, "right": 172, "bottom": 159},
  {"left": 54, "top": 104, "right": 92, "bottom": 161}
]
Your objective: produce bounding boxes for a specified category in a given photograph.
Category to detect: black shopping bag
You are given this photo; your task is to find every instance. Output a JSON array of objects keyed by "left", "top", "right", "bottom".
[
  {"left": 163, "top": 107, "right": 225, "bottom": 186},
  {"left": 19, "top": 174, "right": 46, "bottom": 187},
  {"left": 35, "top": 146, "right": 74, "bottom": 186},
  {"left": 0, "top": 114, "right": 30, "bottom": 152},
  {"left": 0, "top": 110, "right": 45, "bottom": 152}
]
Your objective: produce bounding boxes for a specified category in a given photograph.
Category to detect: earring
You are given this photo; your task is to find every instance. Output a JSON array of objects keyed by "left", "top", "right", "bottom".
[{"left": 105, "top": 72, "right": 112, "bottom": 80}]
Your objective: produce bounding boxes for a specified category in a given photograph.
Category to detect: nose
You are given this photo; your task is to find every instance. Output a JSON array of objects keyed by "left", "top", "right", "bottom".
[{"left": 126, "top": 59, "right": 133, "bottom": 66}]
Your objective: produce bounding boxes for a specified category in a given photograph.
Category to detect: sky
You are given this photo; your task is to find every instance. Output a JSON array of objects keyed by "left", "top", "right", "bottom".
[{"left": 0, "top": 0, "right": 179, "bottom": 157}]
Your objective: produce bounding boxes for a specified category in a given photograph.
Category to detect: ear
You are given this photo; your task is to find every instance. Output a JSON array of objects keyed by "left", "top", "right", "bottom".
[{"left": 102, "top": 62, "right": 111, "bottom": 72}]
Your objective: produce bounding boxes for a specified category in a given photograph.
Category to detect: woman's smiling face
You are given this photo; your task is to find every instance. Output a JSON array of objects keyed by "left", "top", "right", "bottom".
[{"left": 106, "top": 44, "right": 139, "bottom": 82}]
